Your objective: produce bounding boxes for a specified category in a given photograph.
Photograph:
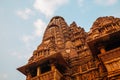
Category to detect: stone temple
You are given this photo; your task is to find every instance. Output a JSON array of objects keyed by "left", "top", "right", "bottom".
[{"left": 17, "top": 16, "right": 120, "bottom": 80}]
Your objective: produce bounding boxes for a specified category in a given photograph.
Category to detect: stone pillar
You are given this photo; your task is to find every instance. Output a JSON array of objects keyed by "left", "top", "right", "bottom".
[
  {"left": 51, "top": 64, "right": 56, "bottom": 71},
  {"left": 37, "top": 66, "right": 41, "bottom": 76},
  {"left": 51, "top": 64, "right": 57, "bottom": 80},
  {"left": 98, "top": 46, "right": 106, "bottom": 54},
  {"left": 54, "top": 69, "right": 57, "bottom": 80}
]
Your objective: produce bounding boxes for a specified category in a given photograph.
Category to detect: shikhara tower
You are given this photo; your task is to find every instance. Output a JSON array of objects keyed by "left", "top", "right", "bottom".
[{"left": 17, "top": 16, "right": 120, "bottom": 80}]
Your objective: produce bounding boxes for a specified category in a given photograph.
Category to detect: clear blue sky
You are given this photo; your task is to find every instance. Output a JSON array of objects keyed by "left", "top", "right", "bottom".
[{"left": 0, "top": 0, "right": 120, "bottom": 80}]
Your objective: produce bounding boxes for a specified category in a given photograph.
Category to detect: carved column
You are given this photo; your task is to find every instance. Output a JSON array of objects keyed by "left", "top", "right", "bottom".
[
  {"left": 54, "top": 69, "right": 57, "bottom": 80},
  {"left": 51, "top": 64, "right": 56, "bottom": 71},
  {"left": 51, "top": 64, "right": 57, "bottom": 80},
  {"left": 37, "top": 66, "right": 41, "bottom": 76}
]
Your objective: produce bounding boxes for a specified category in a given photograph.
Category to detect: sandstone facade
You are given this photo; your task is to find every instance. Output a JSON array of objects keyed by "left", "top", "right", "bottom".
[{"left": 17, "top": 16, "right": 120, "bottom": 80}]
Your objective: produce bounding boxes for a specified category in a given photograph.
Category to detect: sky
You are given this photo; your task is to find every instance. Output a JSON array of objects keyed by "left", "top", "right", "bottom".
[{"left": 0, "top": 0, "right": 120, "bottom": 80}]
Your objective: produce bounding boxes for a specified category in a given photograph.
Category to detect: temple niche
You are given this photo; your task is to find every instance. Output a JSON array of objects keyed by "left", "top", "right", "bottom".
[{"left": 17, "top": 16, "right": 120, "bottom": 80}]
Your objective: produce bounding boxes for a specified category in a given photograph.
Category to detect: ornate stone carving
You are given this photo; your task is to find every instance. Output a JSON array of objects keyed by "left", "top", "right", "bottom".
[{"left": 17, "top": 16, "right": 120, "bottom": 80}]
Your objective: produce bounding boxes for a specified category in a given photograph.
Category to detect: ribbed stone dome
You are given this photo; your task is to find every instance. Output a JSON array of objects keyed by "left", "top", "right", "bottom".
[
  {"left": 50, "top": 16, "right": 65, "bottom": 22},
  {"left": 91, "top": 16, "right": 120, "bottom": 30}
]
